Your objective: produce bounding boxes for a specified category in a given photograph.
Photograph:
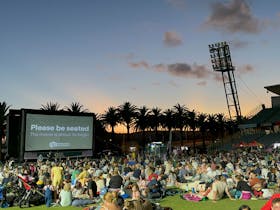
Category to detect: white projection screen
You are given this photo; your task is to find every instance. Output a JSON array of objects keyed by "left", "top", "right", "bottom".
[{"left": 25, "top": 113, "right": 93, "bottom": 151}]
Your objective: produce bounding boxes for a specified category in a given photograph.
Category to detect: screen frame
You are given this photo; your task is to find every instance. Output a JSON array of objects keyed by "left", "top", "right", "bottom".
[{"left": 22, "top": 109, "right": 95, "bottom": 152}]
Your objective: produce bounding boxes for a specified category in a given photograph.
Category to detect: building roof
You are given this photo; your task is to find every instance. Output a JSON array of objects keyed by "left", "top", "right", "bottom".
[
  {"left": 264, "top": 84, "right": 280, "bottom": 96},
  {"left": 240, "top": 107, "right": 280, "bottom": 128}
]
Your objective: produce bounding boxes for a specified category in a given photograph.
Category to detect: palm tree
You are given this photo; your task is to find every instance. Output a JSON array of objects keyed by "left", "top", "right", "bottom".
[
  {"left": 173, "top": 103, "right": 188, "bottom": 146},
  {"left": 216, "top": 113, "right": 226, "bottom": 141},
  {"left": 162, "top": 108, "right": 175, "bottom": 155},
  {"left": 92, "top": 112, "right": 106, "bottom": 151},
  {"left": 225, "top": 118, "right": 238, "bottom": 136},
  {"left": 162, "top": 108, "right": 175, "bottom": 136},
  {"left": 188, "top": 109, "right": 197, "bottom": 151},
  {"left": 197, "top": 113, "right": 207, "bottom": 152},
  {"left": 64, "top": 102, "right": 88, "bottom": 113},
  {"left": 207, "top": 114, "right": 218, "bottom": 144},
  {"left": 149, "top": 107, "right": 162, "bottom": 142},
  {"left": 135, "top": 106, "right": 151, "bottom": 150},
  {"left": 118, "top": 102, "right": 137, "bottom": 150},
  {"left": 41, "top": 102, "right": 61, "bottom": 111},
  {"left": 0, "top": 101, "right": 11, "bottom": 160},
  {"left": 102, "top": 106, "right": 120, "bottom": 142},
  {"left": 0, "top": 102, "right": 10, "bottom": 131}
]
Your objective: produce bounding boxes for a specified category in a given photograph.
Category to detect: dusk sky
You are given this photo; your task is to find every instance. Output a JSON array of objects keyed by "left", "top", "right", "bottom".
[{"left": 1, "top": 0, "right": 280, "bottom": 120}]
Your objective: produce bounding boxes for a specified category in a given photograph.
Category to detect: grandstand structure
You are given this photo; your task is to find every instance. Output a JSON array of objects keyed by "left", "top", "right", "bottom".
[{"left": 233, "top": 84, "right": 280, "bottom": 148}]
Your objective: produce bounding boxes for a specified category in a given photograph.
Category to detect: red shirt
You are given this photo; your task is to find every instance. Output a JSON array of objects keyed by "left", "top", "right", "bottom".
[
  {"left": 148, "top": 173, "right": 158, "bottom": 181},
  {"left": 261, "top": 193, "right": 280, "bottom": 210}
]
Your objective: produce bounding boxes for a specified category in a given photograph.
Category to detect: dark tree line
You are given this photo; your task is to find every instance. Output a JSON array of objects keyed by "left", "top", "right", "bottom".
[{"left": 0, "top": 100, "right": 241, "bottom": 158}]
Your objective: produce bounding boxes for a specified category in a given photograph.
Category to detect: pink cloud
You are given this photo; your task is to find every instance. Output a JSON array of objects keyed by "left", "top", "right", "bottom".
[
  {"left": 163, "top": 31, "right": 183, "bottom": 47},
  {"left": 204, "top": 0, "right": 261, "bottom": 34}
]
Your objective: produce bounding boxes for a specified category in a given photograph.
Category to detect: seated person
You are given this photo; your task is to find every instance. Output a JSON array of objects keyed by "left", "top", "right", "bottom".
[
  {"left": 206, "top": 175, "right": 233, "bottom": 201},
  {"left": 234, "top": 175, "right": 253, "bottom": 199},
  {"left": 131, "top": 183, "right": 141, "bottom": 200},
  {"left": 248, "top": 171, "right": 262, "bottom": 191},
  {"left": 109, "top": 170, "right": 123, "bottom": 191},
  {"left": 100, "top": 192, "right": 121, "bottom": 210},
  {"left": 146, "top": 175, "right": 162, "bottom": 199},
  {"left": 59, "top": 183, "right": 72, "bottom": 207}
]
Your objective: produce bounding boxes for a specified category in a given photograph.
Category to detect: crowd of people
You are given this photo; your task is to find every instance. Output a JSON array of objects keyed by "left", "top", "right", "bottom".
[{"left": 1, "top": 147, "right": 280, "bottom": 209}]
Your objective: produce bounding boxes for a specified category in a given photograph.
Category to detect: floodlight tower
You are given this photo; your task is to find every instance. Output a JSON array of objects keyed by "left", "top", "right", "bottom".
[{"left": 209, "top": 41, "right": 241, "bottom": 120}]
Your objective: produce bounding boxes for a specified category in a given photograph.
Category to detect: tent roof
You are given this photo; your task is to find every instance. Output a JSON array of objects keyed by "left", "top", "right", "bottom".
[{"left": 265, "top": 84, "right": 280, "bottom": 95}]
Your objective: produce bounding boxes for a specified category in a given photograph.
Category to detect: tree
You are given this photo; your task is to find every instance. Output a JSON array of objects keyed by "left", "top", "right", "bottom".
[
  {"left": 162, "top": 108, "right": 175, "bottom": 155},
  {"left": 102, "top": 106, "right": 120, "bottom": 143},
  {"left": 216, "top": 113, "right": 226, "bottom": 141},
  {"left": 92, "top": 112, "right": 106, "bottom": 151},
  {"left": 207, "top": 114, "right": 218, "bottom": 144},
  {"left": 135, "top": 106, "right": 151, "bottom": 150},
  {"left": 41, "top": 102, "right": 61, "bottom": 111},
  {"left": 162, "top": 108, "right": 175, "bottom": 135},
  {"left": 0, "top": 101, "right": 11, "bottom": 160},
  {"left": 64, "top": 102, "right": 88, "bottom": 113},
  {"left": 197, "top": 113, "right": 207, "bottom": 152},
  {"left": 149, "top": 107, "right": 162, "bottom": 141},
  {"left": 118, "top": 102, "right": 137, "bottom": 151},
  {"left": 188, "top": 109, "right": 197, "bottom": 151},
  {"left": 173, "top": 103, "right": 188, "bottom": 146}
]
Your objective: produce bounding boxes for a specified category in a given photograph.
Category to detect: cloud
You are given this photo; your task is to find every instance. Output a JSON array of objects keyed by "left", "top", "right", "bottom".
[
  {"left": 213, "top": 73, "right": 224, "bottom": 82},
  {"left": 153, "top": 64, "right": 166, "bottom": 72},
  {"left": 204, "top": 0, "right": 261, "bottom": 34},
  {"left": 128, "top": 61, "right": 150, "bottom": 69},
  {"left": 237, "top": 64, "right": 254, "bottom": 74},
  {"left": 167, "top": 63, "right": 211, "bottom": 78},
  {"left": 129, "top": 60, "right": 212, "bottom": 80},
  {"left": 128, "top": 59, "right": 254, "bottom": 85},
  {"left": 163, "top": 31, "right": 183, "bottom": 47}
]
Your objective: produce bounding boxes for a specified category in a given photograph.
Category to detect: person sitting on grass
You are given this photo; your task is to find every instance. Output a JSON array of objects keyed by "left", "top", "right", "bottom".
[
  {"left": 100, "top": 191, "right": 121, "bottom": 210},
  {"left": 109, "top": 170, "right": 123, "bottom": 192},
  {"left": 206, "top": 175, "right": 234, "bottom": 201},
  {"left": 131, "top": 183, "right": 141, "bottom": 200},
  {"left": 233, "top": 175, "right": 253, "bottom": 199},
  {"left": 248, "top": 170, "right": 263, "bottom": 197},
  {"left": 58, "top": 183, "right": 72, "bottom": 207}
]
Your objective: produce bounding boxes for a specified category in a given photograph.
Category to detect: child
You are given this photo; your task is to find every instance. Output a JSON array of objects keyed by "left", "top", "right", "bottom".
[{"left": 43, "top": 179, "right": 53, "bottom": 207}]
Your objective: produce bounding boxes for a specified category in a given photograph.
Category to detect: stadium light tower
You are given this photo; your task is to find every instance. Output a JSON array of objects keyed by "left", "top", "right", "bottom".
[{"left": 209, "top": 41, "right": 241, "bottom": 120}]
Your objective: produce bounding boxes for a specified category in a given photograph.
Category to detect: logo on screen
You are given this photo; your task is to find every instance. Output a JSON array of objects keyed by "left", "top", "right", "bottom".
[{"left": 49, "top": 141, "right": 70, "bottom": 148}]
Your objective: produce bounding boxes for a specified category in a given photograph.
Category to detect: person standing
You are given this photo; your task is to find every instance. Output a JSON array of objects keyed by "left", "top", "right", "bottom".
[{"left": 51, "top": 162, "right": 63, "bottom": 200}]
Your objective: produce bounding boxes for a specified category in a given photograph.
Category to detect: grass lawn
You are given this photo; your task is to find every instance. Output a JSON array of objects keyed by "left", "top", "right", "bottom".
[
  {"left": 159, "top": 195, "right": 267, "bottom": 210},
  {"left": 5, "top": 196, "right": 267, "bottom": 210}
]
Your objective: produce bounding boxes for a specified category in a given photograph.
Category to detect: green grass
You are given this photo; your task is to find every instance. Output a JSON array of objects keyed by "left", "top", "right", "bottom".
[
  {"left": 5, "top": 196, "right": 267, "bottom": 210},
  {"left": 159, "top": 195, "right": 267, "bottom": 210}
]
